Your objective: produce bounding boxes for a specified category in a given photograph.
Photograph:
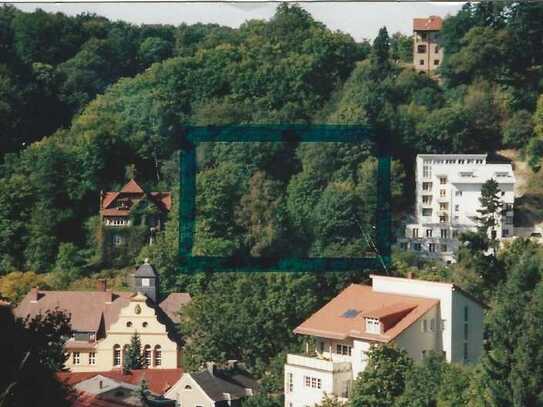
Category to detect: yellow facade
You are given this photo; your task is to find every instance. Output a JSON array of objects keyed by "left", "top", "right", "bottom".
[{"left": 65, "top": 293, "right": 181, "bottom": 372}]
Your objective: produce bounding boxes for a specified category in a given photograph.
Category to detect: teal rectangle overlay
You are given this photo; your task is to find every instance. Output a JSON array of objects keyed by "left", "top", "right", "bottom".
[{"left": 179, "top": 125, "right": 391, "bottom": 273}]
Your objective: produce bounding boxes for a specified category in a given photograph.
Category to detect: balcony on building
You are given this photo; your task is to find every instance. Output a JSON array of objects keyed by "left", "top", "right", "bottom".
[{"left": 286, "top": 353, "right": 352, "bottom": 373}]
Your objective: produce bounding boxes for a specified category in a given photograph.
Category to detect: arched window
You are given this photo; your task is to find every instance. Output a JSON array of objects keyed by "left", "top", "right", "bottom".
[
  {"left": 153, "top": 345, "right": 162, "bottom": 367},
  {"left": 122, "top": 344, "right": 129, "bottom": 366},
  {"left": 143, "top": 345, "right": 151, "bottom": 367},
  {"left": 113, "top": 345, "right": 121, "bottom": 367}
]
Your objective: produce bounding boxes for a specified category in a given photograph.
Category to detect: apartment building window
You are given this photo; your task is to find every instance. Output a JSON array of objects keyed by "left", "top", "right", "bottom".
[
  {"left": 423, "top": 165, "right": 431, "bottom": 178},
  {"left": 73, "top": 352, "right": 80, "bottom": 365},
  {"left": 464, "top": 306, "right": 469, "bottom": 322},
  {"left": 426, "top": 229, "right": 433, "bottom": 238},
  {"left": 440, "top": 229, "right": 448, "bottom": 239},
  {"left": 440, "top": 203, "right": 448, "bottom": 211},
  {"left": 452, "top": 230, "right": 458, "bottom": 238},
  {"left": 440, "top": 177, "right": 447, "bottom": 185},
  {"left": 463, "top": 306, "right": 469, "bottom": 362},
  {"left": 422, "top": 195, "right": 432, "bottom": 205},
  {"left": 336, "top": 344, "right": 352, "bottom": 356},
  {"left": 366, "top": 318, "right": 381, "bottom": 334},
  {"left": 422, "top": 208, "right": 432, "bottom": 217},
  {"left": 505, "top": 216, "right": 513, "bottom": 225},
  {"left": 413, "top": 243, "right": 422, "bottom": 251},
  {"left": 412, "top": 228, "right": 419, "bottom": 238},
  {"left": 504, "top": 203, "right": 513, "bottom": 211},
  {"left": 435, "top": 45, "right": 440, "bottom": 53},
  {"left": 429, "top": 243, "right": 436, "bottom": 253},
  {"left": 319, "top": 341, "right": 325, "bottom": 353},
  {"left": 440, "top": 215, "right": 448, "bottom": 223},
  {"left": 454, "top": 216, "right": 459, "bottom": 222},
  {"left": 455, "top": 190, "right": 462, "bottom": 197},
  {"left": 455, "top": 204, "right": 460, "bottom": 212},
  {"left": 441, "top": 244, "right": 448, "bottom": 252},
  {"left": 286, "top": 373, "right": 293, "bottom": 393},
  {"left": 417, "top": 44, "right": 427, "bottom": 53},
  {"left": 441, "top": 319, "right": 446, "bottom": 331},
  {"left": 419, "top": 59, "right": 424, "bottom": 66},
  {"left": 434, "top": 59, "right": 440, "bottom": 65},
  {"left": 113, "top": 345, "right": 121, "bottom": 367},
  {"left": 502, "top": 229, "right": 510, "bottom": 237},
  {"left": 440, "top": 189, "right": 446, "bottom": 197},
  {"left": 422, "top": 182, "right": 432, "bottom": 191},
  {"left": 464, "top": 343, "right": 469, "bottom": 362},
  {"left": 400, "top": 242, "right": 408, "bottom": 251},
  {"left": 89, "top": 352, "right": 96, "bottom": 365},
  {"left": 430, "top": 319, "right": 435, "bottom": 331}
]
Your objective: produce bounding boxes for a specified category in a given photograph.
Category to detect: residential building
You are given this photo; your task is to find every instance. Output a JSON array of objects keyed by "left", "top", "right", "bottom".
[
  {"left": 15, "top": 261, "right": 191, "bottom": 372},
  {"left": 400, "top": 154, "right": 515, "bottom": 262},
  {"left": 100, "top": 179, "right": 172, "bottom": 250},
  {"left": 165, "top": 362, "right": 258, "bottom": 407},
  {"left": 413, "top": 16, "right": 443, "bottom": 74},
  {"left": 61, "top": 372, "right": 178, "bottom": 407},
  {"left": 284, "top": 274, "right": 484, "bottom": 406}
]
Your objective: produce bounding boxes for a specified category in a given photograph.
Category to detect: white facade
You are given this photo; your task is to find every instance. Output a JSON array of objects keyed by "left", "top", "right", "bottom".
[
  {"left": 284, "top": 276, "right": 484, "bottom": 407},
  {"left": 400, "top": 154, "right": 515, "bottom": 262}
]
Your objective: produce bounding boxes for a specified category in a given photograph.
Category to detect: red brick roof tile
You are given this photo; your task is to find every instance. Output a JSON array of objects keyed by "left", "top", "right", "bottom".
[{"left": 413, "top": 16, "right": 443, "bottom": 31}]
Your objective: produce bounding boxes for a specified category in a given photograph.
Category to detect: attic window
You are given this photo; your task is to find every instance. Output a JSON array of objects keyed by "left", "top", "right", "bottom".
[
  {"left": 184, "top": 385, "right": 192, "bottom": 391},
  {"left": 366, "top": 318, "right": 380, "bottom": 334}
]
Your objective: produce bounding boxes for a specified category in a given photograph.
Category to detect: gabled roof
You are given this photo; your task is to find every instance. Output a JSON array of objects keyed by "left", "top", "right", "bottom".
[
  {"left": 120, "top": 179, "right": 144, "bottom": 194},
  {"left": 294, "top": 284, "right": 438, "bottom": 343},
  {"left": 15, "top": 288, "right": 191, "bottom": 334},
  {"left": 58, "top": 369, "right": 183, "bottom": 395},
  {"left": 413, "top": 16, "right": 443, "bottom": 31},
  {"left": 189, "top": 368, "right": 257, "bottom": 402},
  {"left": 15, "top": 290, "right": 134, "bottom": 332}
]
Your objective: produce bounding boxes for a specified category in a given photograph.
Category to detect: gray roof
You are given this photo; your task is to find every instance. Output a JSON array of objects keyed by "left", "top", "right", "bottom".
[
  {"left": 191, "top": 369, "right": 258, "bottom": 402},
  {"left": 135, "top": 261, "right": 158, "bottom": 278}
]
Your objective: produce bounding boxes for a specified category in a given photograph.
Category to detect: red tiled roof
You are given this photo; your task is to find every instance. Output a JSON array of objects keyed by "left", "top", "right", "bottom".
[
  {"left": 294, "top": 284, "right": 438, "bottom": 343},
  {"left": 413, "top": 16, "right": 443, "bottom": 31},
  {"left": 58, "top": 369, "right": 183, "bottom": 395},
  {"left": 120, "top": 180, "right": 144, "bottom": 194},
  {"left": 102, "top": 192, "right": 120, "bottom": 210}
]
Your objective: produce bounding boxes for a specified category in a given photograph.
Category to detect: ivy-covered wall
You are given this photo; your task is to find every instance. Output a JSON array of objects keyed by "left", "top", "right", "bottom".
[{"left": 100, "top": 226, "right": 149, "bottom": 268}]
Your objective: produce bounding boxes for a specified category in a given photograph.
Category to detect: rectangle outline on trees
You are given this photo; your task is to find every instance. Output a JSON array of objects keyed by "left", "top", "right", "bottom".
[{"left": 178, "top": 125, "right": 391, "bottom": 273}]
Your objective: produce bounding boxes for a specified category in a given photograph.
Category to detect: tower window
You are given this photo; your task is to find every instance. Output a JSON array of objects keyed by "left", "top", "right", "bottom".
[{"left": 141, "top": 278, "right": 150, "bottom": 287}]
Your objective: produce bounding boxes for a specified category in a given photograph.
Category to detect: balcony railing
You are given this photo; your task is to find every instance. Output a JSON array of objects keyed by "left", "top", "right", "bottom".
[{"left": 286, "top": 354, "right": 352, "bottom": 373}]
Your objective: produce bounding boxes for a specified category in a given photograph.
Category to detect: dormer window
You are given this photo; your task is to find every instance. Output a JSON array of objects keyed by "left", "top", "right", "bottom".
[{"left": 366, "top": 318, "right": 381, "bottom": 334}]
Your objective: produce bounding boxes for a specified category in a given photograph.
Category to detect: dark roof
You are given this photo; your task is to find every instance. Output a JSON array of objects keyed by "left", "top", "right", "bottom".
[
  {"left": 191, "top": 368, "right": 258, "bottom": 402},
  {"left": 135, "top": 262, "right": 158, "bottom": 278}
]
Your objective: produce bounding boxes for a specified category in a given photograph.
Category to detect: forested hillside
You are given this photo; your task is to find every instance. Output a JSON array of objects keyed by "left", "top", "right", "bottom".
[{"left": 3, "top": 2, "right": 543, "bottom": 405}]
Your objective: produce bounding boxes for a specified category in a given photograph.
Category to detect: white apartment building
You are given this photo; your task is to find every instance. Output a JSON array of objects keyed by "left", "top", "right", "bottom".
[
  {"left": 399, "top": 154, "right": 515, "bottom": 262},
  {"left": 284, "top": 275, "right": 484, "bottom": 407}
]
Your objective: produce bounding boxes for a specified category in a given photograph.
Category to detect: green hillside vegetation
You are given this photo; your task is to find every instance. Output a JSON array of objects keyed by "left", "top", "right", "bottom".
[{"left": 2, "top": 2, "right": 543, "bottom": 405}]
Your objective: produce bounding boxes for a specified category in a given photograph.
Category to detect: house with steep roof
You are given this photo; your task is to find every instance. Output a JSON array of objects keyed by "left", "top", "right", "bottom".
[
  {"left": 15, "top": 261, "right": 191, "bottom": 373},
  {"left": 413, "top": 16, "right": 443, "bottom": 73},
  {"left": 165, "top": 363, "right": 258, "bottom": 407},
  {"left": 284, "top": 274, "right": 484, "bottom": 407},
  {"left": 100, "top": 179, "right": 172, "bottom": 259}
]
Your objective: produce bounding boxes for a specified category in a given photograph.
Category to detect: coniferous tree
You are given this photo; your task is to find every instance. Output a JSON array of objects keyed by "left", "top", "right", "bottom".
[
  {"left": 123, "top": 332, "right": 144, "bottom": 372},
  {"left": 477, "top": 178, "right": 504, "bottom": 244}
]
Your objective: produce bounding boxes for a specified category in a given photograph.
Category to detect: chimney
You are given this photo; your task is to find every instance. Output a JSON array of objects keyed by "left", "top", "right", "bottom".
[
  {"left": 206, "top": 362, "right": 216, "bottom": 376},
  {"left": 30, "top": 287, "right": 39, "bottom": 303},
  {"left": 407, "top": 272, "right": 414, "bottom": 280},
  {"left": 97, "top": 279, "right": 107, "bottom": 292}
]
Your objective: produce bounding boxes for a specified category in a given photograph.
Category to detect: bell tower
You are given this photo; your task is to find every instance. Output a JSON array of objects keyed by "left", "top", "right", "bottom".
[{"left": 132, "top": 258, "right": 159, "bottom": 303}]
